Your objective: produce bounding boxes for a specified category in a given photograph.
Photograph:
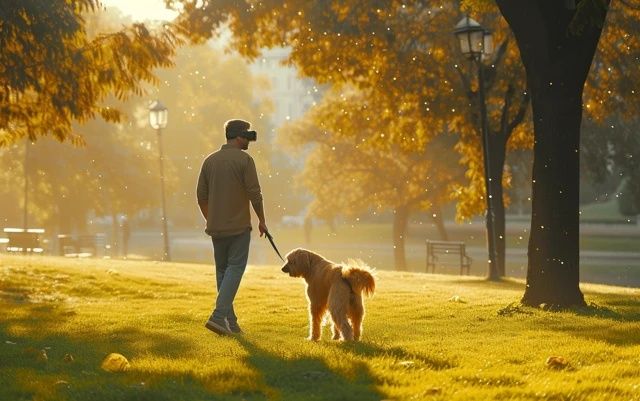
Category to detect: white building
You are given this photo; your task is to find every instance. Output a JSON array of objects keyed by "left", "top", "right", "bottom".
[{"left": 250, "top": 47, "right": 318, "bottom": 132}]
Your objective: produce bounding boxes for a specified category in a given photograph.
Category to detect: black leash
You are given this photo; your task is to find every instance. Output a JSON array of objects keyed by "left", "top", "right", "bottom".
[{"left": 264, "top": 231, "right": 285, "bottom": 262}]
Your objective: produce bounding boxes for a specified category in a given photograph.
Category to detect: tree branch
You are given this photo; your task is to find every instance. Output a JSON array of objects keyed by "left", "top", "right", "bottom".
[{"left": 506, "top": 90, "right": 531, "bottom": 137}]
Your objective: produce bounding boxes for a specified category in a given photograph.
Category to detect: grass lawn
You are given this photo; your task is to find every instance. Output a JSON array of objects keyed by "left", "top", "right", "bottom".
[
  {"left": 579, "top": 199, "right": 635, "bottom": 223},
  {"left": 1, "top": 255, "right": 639, "bottom": 401}
]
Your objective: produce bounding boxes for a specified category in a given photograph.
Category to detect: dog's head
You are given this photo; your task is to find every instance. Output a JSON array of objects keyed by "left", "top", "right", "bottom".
[{"left": 281, "top": 248, "right": 312, "bottom": 278}]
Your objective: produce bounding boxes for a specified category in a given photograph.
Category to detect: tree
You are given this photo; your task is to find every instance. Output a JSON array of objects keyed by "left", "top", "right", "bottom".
[
  {"left": 0, "top": 0, "right": 179, "bottom": 146},
  {"left": 493, "top": 0, "right": 610, "bottom": 307},
  {"left": 174, "top": 1, "right": 534, "bottom": 278},
  {"left": 0, "top": 127, "right": 161, "bottom": 231},
  {"left": 0, "top": 6, "right": 272, "bottom": 246},
  {"left": 281, "top": 86, "right": 459, "bottom": 270}
]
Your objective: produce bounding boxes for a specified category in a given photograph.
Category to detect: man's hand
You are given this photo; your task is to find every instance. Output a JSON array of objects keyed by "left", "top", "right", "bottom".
[{"left": 258, "top": 221, "right": 268, "bottom": 237}]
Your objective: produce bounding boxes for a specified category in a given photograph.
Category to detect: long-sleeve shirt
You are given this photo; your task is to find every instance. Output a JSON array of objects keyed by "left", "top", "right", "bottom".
[{"left": 196, "top": 144, "right": 263, "bottom": 239}]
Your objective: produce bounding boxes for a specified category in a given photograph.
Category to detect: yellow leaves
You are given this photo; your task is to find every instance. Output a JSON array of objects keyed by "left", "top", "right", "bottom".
[
  {"left": 447, "top": 115, "right": 468, "bottom": 135},
  {"left": 98, "top": 107, "right": 122, "bottom": 123},
  {"left": 460, "top": 0, "right": 497, "bottom": 14},
  {"left": 331, "top": 3, "right": 351, "bottom": 22},
  {"left": 506, "top": 122, "right": 533, "bottom": 151},
  {"left": 0, "top": 2, "right": 178, "bottom": 145},
  {"left": 281, "top": 83, "right": 461, "bottom": 220},
  {"left": 431, "top": 47, "right": 447, "bottom": 62}
]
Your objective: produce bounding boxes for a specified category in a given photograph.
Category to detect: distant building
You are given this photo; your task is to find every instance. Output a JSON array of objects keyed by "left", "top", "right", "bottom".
[{"left": 250, "top": 47, "right": 319, "bottom": 135}]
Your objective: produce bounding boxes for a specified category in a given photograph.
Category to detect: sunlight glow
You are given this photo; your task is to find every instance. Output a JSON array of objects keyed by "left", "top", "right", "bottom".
[{"left": 100, "top": 0, "right": 178, "bottom": 21}]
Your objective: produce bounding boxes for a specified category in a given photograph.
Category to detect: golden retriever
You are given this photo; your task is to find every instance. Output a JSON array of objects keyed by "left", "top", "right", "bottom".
[{"left": 281, "top": 248, "right": 375, "bottom": 341}]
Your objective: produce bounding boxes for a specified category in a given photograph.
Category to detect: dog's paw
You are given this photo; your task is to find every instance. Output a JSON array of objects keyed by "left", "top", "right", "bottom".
[{"left": 306, "top": 336, "right": 320, "bottom": 342}]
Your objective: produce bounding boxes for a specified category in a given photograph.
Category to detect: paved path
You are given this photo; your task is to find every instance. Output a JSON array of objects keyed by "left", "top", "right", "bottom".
[{"left": 127, "top": 229, "right": 640, "bottom": 288}]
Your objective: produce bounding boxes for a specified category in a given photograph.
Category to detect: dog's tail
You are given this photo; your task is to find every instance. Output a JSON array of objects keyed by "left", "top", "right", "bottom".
[{"left": 342, "top": 259, "right": 375, "bottom": 296}]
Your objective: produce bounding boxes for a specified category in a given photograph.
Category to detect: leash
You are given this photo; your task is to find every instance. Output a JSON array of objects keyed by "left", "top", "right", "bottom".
[{"left": 264, "top": 231, "right": 285, "bottom": 262}]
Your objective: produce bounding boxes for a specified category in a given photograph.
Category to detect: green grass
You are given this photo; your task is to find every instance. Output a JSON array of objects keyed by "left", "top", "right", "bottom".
[
  {"left": 580, "top": 199, "right": 635, "bottom": 223},
  {"left": 1, "top": 255, "right": 639, "bottom": 401}
]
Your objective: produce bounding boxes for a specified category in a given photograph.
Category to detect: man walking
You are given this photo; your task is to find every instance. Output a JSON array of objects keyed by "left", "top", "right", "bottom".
[{"left": 197, "top": 119, "right": 268, "bottom": 335}]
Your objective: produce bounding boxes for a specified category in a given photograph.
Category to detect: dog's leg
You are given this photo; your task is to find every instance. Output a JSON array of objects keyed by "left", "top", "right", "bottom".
[
  {"left": 351, "top": 315, "right": 363, "bottom": 341},
  {"left": 308, "top": 304, "right": 324, "bottom": 341},
  {"left": 331, "top": 312, "right": 353, "bottom": 341},
  {"left": 332, "top": 322, "right": 341, "bottom": 340},
  {"left": 329, "top": 300, "right": 353, "bottom": 342},
  {"left": 349, "top": 299, "right": 364, "bottom": 341},
  {"left": 328, "top": 285, "right": 354, "bottom": 341}
]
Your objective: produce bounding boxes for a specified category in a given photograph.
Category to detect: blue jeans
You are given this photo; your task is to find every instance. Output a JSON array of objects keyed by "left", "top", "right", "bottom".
[{"left": 209, "top": 230, "right": 251, "bottom": 324}]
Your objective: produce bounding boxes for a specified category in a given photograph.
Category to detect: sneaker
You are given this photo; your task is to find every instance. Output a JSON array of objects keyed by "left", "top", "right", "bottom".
[
  {"left": 205, "top": 318, "right": 231, "bottom": 335},
  {"left": 228, "top": 321, "right": 243, "bottom": 335}
]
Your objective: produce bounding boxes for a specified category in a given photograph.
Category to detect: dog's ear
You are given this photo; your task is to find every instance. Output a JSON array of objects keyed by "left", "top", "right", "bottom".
[{"left": 292, "top": 249, "right": 310, "bottom": 272}]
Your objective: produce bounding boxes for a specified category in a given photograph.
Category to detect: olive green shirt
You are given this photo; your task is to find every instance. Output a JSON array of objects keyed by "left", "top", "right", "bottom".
[{"left": 197, "top": 144, "right": 263, "bottom": 239}]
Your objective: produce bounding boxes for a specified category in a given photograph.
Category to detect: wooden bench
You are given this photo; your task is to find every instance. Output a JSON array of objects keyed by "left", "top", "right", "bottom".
[
  {"left": 426, "top": 240, "right": 472, "bottom": 275},
  {"left": 4, "top": 228, "right": 45, "bottom": 253},
  {"left": 58, "top": 233, "right": 107, "bottom": 257}
]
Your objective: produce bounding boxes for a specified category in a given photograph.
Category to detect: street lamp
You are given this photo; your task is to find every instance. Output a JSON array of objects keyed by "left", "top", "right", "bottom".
[
  {"left": 454, "top": 16, "right": 500, "bottom": 279},
  {"left": 454, "top": 16, "right": 493, "bottom": 61},
  {"left": 149, "top": 100, "right": 171, "bottom": 261}
]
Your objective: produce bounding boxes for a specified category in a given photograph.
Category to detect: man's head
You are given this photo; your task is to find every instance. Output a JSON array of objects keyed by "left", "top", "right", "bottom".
[{"left": 225, "top": 119, "right": 257, "bottom": 150}]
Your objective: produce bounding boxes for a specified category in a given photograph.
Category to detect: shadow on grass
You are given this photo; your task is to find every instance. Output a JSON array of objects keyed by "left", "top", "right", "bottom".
[
  {"left": 0, "top": 300, "right": 264, "bottom": 401},
  {"left": 236, "top": 337, "right": 385, "bottom": 401},
  {"left": 558, "top": 297, "right": 640, "bottom": 346},
  {"left": 334, "top": 341, "right": 456, "bottom": 371},
  {"left": 497, "top": 296, "right": 640, "bottom": 346},
  {"left": 509, "top": 296, "right": 640, "bottom": 322},
  {"left": 449, "top": 277, "right": 525, "bottom": 291}
]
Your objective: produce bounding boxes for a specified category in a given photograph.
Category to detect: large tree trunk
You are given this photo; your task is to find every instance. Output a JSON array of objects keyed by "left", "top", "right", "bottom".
[
  {"left": 496, "top": 0, "right": 609, "bottom": 307},
  {"left": 393, "top": 206, "right": 409, "bottom": 271},
  {"left": 488, "top": 134, "right": 507, "bottom": 278}
]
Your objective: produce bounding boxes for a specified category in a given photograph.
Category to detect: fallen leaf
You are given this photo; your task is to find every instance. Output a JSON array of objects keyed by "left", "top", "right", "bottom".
[
  {"left": 398, "top": 360, "right": 415, "bottom": 368},
  {"left": 546, "top": 356, "right": 568, "bottom": 369},
  {"left": 448, "top": 295, "right": 466, "bottom": 303},
  {"left": 101, "top": 353, "right": 130, "bottom": 372},
  {"left": 24, "top": 347, "right": 48, "bottom": 362},
  {"left": 63, "top": 353, "right": 75, "bottom": 363}
]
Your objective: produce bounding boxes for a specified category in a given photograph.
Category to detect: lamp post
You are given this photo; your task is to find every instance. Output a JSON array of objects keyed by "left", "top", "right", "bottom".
[
  {"left": 149, "top": 100, "right": 171, "bottom": 262},
  {"left": 454, "top": 16, "right": 500, "bottom": 279}
]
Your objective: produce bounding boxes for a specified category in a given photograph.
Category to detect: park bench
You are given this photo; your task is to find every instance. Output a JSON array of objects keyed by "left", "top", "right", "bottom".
[
  {"left": 426, "top": 240, "right": 472, "bottom": 275},
  {"left": 4, "top": 228, "right": 45, "bottom": 253},
  {"left": 58, "top": 233, "right": 107, "bottom": 257}
]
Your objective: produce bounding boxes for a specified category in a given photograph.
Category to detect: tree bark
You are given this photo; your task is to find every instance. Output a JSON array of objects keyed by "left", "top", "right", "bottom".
[
  {"left": 496, "top": 0, "right": 609, "bottom": 307},
  {"left": 488, "top": 134, "right": 507, "bottom": 278},
  {"left": 430, "top": 204, "right": 449, "bottom": 241},
  {"left": 393, "top": 205, "right": 409, "bottom": 271}
]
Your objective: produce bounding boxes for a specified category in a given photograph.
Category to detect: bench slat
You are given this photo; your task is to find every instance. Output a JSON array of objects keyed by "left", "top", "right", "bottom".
[{"left": 426, "top": 240, "right": 472, "bottom": 275}]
